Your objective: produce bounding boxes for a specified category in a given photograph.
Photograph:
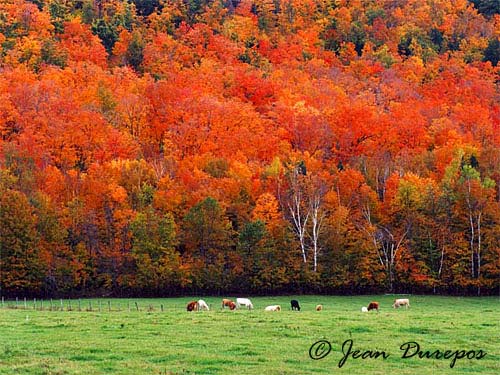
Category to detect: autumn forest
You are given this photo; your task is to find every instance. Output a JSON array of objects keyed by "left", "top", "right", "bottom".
[{"left": 0, "top": 0, "right": 498, "bottom": 298}]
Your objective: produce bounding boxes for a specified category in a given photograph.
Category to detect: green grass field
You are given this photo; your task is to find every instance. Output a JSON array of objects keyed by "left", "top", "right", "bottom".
[{"left": 0, "top": 295, "right": 498, "bottom": 374}]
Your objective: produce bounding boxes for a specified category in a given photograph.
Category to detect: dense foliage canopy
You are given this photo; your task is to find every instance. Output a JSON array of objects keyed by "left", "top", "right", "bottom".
[{"left": 0, "top": 0, "right": 498, "bottom": 297}]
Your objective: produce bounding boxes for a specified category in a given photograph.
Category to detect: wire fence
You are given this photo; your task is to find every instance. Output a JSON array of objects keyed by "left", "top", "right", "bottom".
[{"left": 0, "top": 296, "right": 218, "bottom": 312}]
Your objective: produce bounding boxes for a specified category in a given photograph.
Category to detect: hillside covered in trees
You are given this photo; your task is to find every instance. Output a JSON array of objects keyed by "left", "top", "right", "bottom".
[{"left": 0, "top": 0, "right": 499, "bottom": 297}]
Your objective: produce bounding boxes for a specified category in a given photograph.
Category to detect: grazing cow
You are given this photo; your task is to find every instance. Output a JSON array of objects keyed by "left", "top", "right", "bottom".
[
  {"left": 186, "top": 301, "right": 199, "bottom": 312},
  {"left": 367, "top": 302, "right": 379, "bottom": 312},
  {"left": 392, "top": 298, "right": 410, "bottom": 309},
  {"left": 316, "top": 304, "right": 323, "bottom": 311},
  {"left": 361, "top": 306, "right": 368, "bottom": 312},
  {"left": 291, "top": 300, "right": 300, "bottom": 311},
  {"left": 198, "top": 299, "right": 209, "bottom": 311},
  {"left": 265, "top": 305, "right": 281, "bottom": 312},
  {"left": 228, "top": 301, "right": 237, "bottom": 310},
  {"left": 236, "top": 298, "right": 254, "bottom": 310},
  {"left": 222, "top": 299, "right": 234, "bottom": 309}
]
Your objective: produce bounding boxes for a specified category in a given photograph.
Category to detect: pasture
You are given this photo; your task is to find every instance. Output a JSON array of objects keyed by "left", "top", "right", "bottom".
[{"left": 0, "top": 295, "right": 498, "bottom": 374}]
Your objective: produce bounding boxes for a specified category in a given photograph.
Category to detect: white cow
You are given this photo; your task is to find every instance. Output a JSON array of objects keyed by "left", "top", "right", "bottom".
[
  {"left": 264, "top": 305, "right": 281, "bottom": 312},
  {"left": 236, "top": 298, "right": 254, "bottom": 310},
  {"left": 392, "top": 298, "right": 410, "bottom": 309},
  {"left": 198, "top": 299, "right": 210, "bottom": 311}
]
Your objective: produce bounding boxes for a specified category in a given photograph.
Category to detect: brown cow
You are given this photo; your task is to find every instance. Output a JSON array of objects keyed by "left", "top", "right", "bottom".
[
  {"left": 367, "top": 302, "right": 379, "bottom": 312},
  {"left": 222, "top": 299, "right": 234, "bottom": 309},
  {"left": 316, "top": 304, "right": 323, "bottom": 311},
  {"left": 228, "top": 301, "right": 237, "bottom": 310},
  {"left": 186, "top": 301, "right": 199, "bottom": 312}
]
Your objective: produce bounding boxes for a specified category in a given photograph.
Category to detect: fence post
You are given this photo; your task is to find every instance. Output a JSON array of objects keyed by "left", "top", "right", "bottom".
[
  {"left": 60, "top": 299, "right": 63, "bottom": 311},
  {"left": 50, "top": 299, "right": 53, "bottom": 311},
  {"left": 135, "top": 302, "right": 139, "bottom": 311},
  {"left": 33, "top": 298, "right": 36, "bottom": 310},
  {"left": 16, "top": 297, "right": 18, "bottom": 309},
  {"left": 68, "top": 300, "right": 72, "bottom": 311},
  {"left": 78, "top": 299, "right": 81, "bottom": 312},
  {"left": 24, "top": 298, "right": 27, "bottom": 309},
  {"left": 108, "top": 301, "right": 111, "bottom": 312},
  {"left": 89, "top": 301, "right": 92, "bottom": 311},
  {"left": 161, "top": 304, "right": 164, "bottom": 312},
  {"left": 1, "top": 296, "right": 4, "bottom": 308}
]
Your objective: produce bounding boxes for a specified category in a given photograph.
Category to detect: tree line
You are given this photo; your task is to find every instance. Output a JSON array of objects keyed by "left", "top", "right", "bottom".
[{"left": 0, "top": 0, "right": 498, "bottom": 297}]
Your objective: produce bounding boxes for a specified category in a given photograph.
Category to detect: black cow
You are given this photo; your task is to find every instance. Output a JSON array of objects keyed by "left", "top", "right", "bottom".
[{"left": 291, "top": 299, "right": 300, "bottom": 311}]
